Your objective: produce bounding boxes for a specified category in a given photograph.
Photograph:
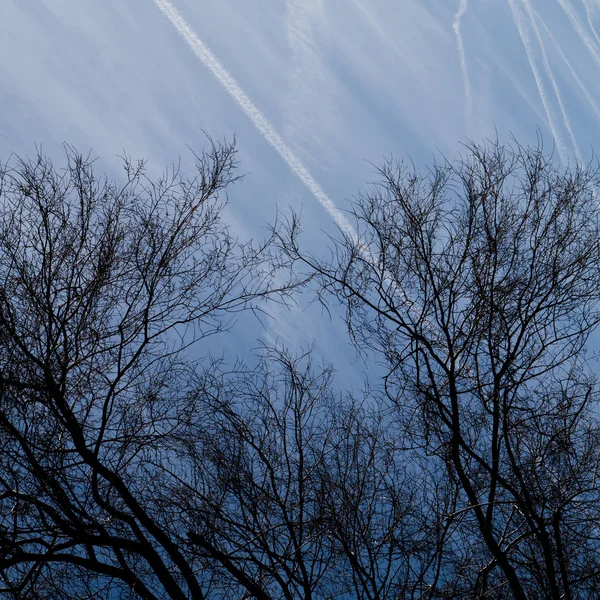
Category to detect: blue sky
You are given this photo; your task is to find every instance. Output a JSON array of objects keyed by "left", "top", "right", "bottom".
[{"left": 2, "top": 0, "right": 600, "bottom": 378}]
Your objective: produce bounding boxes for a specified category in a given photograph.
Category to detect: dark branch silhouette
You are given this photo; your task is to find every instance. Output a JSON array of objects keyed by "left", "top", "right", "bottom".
[{"left": 2, "top": 138, "right": 600, "bottom": 599}]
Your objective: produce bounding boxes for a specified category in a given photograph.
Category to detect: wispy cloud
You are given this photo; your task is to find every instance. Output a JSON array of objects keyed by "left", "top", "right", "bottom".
[
  {"left": 153, "top": 0, "right": 435, "bottom": 330},
  {"left": 152, "top": 0, "right": 356, "bottom": 238},
  {"left": 284, "top": 0, "right": 337, "bottom": 157},
  {"left": 452, "top": 0, "right": 473, "bottom": 127},
  {"left": 351, "top": 0, "right": 403, "bottom": 59}
]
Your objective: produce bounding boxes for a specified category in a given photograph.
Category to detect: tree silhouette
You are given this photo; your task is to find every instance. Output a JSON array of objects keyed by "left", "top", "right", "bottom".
[
  {"left": 3, "top": 138, "right": 600, "bottom": 599},
  {"left": 279, "top": 138, "right": 600, "bottom": 599}
]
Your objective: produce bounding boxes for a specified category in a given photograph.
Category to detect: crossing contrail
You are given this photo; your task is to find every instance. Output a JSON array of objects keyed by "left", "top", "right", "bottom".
[
  {"left": 452, "top": 0, "right": 473, "bottom": 126},
  {"left": 521, "top": 0, "right": 582, "bottom": 163},
  {"left": 534, "top": 6, "right": 600, "bottom": 129},
  {"left": 557, "top": 0, "right": 600, "bottom": 67},
  {"left": 152, "top": 0, "right": 356, "bottom": 239},
  {"left": 508, "top": 0, "right": 569, "bottom": 163}
]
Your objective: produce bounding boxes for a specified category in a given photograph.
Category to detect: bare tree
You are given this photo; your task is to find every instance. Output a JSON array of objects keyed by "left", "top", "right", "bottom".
[
  {"left": 5, "top": 137, "right": 600, "bottom": 600},
  {"left": 0, "top": 142, "right": 296, "bottom": 599},
  {"left": 0, "top": 143, "right": 447, "bottom": 600},
  {"left": 186, "top": 347, "right": 453, "bottom": 600},
  {"left": 278, "top": 138, "right": 600, "bottom": 599}
]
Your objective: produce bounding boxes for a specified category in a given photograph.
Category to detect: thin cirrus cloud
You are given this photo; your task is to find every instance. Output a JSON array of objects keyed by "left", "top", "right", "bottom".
[
  {"left": 582, "top": 0, "right": 600, "bottom": 49},
  {"left": 284, "top": 0, "right": 338, "bottom": 160},
  {"left": 453, "top": 0, "right": 473, "bottom": 127}
]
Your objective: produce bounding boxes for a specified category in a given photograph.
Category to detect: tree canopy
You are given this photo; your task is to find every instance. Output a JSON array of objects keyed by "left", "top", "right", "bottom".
[{"left": 1, "top": 139, "right": 600, "bottom": 599}]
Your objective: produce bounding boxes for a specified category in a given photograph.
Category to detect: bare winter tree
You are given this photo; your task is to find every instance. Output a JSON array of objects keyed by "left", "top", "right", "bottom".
[
  {"left": 185, "top": 347, "right": 455, "bottom": 600},
  {"left": 278, "top": 139, "right": 600, "bottom": 599},
  {"left": 4, "top": 137, "right": 600, "bottom": 600},
  {"left": 0, "top": 142, "right": 451, "bottom": 600},
  {"left": 0, "top": 142, "right": 299, "bottom": 599},
  {"left": 0, "top": 143, "right": 444, "bottom": 600}
]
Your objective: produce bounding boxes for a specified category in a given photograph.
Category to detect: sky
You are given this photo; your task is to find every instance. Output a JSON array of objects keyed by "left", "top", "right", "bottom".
[{"left": 2, "top": 0, "right": 600, "bottom": 381}]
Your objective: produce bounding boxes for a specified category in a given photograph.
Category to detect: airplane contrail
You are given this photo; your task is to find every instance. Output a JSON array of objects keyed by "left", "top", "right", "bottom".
[
  {"left": 452, "top": 0, "right": 473, "bottom": 126},
  {"left": 557, "top": 0, "right": 600, "bottom": 67},
  {"left": 534, "top": 6, "right": 600, "bottom": 128},
  {"left": 582, "top": 0, "right": 600, "bottom": 50},
  {"left": 521, "top": 0, "right": 582, "bottom": 163},
  {"left": 154, "top": 0, "right": 443, "bottom": 337},
  {"left": 152, "top": 0, "right": 356, "bottom": 240},
  {"left": 508, "top": 0, "right": 569, "bottom": 163}
]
